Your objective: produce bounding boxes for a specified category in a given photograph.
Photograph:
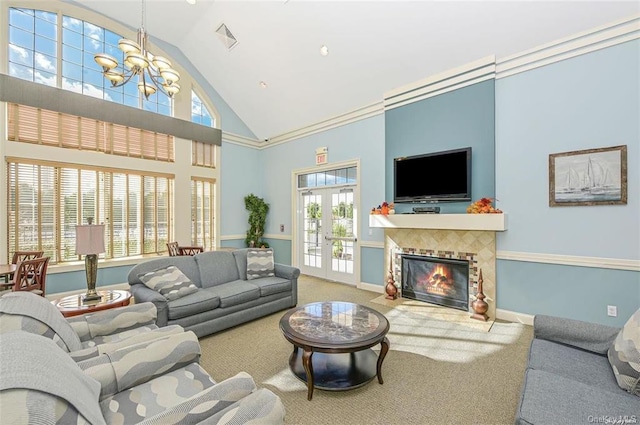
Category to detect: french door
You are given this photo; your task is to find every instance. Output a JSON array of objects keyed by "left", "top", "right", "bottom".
[{"left": 298, "top": 186, "right": 357, "bottom": 284}]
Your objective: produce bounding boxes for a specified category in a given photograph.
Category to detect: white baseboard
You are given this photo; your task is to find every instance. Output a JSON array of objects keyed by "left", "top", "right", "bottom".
[
  {"left": 358, "top": 281, "right": 385, "bottom": 294},
  {"left": 496, "top": 308, "right": 534, "bottom": 326},
  {"left": 46, "top": 282, "right": 129, "bottom": 301}
]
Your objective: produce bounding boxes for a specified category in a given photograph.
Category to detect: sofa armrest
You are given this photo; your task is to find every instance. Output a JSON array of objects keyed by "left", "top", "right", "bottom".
[
  {"left": 66, "top": 302, "right": 157, "bottom": 342},
  {"left": 78, "top": 331, "right": 201, "bottom": 400},
  {"left": 69, "top": 325, "right": 185, "bottom": 362},
  {"left": 274, "top": 263, "right": 300, "bottom": 280},
  {"left": 137, "top": 372, "right": 257, "bottom": 425},
  {"left": 130, "top": 284, "right": 170, "bottom": 327},
  {"left": 534, "top": 314, "right": 620, "bottom": 355}
]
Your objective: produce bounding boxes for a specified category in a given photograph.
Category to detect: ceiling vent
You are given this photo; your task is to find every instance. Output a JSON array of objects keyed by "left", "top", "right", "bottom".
[{"left": 215, "top": 24, "right": 238, "bottom": 50}]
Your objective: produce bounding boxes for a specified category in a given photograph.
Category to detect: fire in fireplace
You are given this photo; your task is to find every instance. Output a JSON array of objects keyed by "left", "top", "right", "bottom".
[{"left": 400, "top": 254, "right": 469, "bottom": 311}]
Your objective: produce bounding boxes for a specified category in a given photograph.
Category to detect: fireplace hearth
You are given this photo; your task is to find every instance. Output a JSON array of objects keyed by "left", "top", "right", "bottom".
[{"left": 400, "top": 254, "right": 470, "bottom": 311}]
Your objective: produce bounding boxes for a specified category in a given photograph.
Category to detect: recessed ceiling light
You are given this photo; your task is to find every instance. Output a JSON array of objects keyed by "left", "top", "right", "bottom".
[
  {"left": 186, "top": 0, "right": 196, "bottom": 4},
  {"left": 320, "top": 45, "right": 329, "bottom": 56},
  {"left": 259, "top": 81, "right": 267, "bottom": 89}
]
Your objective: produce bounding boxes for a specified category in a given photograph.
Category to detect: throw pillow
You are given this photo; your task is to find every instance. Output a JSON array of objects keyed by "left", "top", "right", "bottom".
[
  {"left": 246, "top": 248, "right": 275, "bottom": 280},
  {"left": 138, "top": 266, "right": 198, "bottom": 301},
  {"left": 608, "top": 308, "right": 640, "bottom": 396}
]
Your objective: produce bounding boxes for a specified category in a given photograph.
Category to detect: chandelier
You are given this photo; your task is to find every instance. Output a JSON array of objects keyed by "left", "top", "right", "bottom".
[{"left": 94, "top": 0, "right": 180, "bottom": 99}]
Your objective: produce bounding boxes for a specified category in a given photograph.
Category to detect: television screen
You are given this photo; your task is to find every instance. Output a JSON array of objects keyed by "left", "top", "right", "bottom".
[{"left": 394, "top": 147, "right": 472, "bottom": 203}]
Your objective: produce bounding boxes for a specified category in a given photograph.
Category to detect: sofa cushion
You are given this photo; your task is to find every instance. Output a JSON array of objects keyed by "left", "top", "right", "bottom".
[
  {"left": 138, "top": 266, "right": 199, "bottom": 301},
  {"left": 528, "top": 339, "right": 622, "bottom": 394},
  {"left": 516, "top": 368, "right": 640, "bottom": 425},
  {"left": 248, "top": 276, "right": 291, "bottom": 297},
  {"left": 194, "top": 251, "right": 240, "bottom": 288},
  {"left": 246, "top": 248, "right": 275, "bottom": 280},
  {"left": 608, "top": 308, "right": 640, "bottom": 396},
  {"left": 167, "top": 290, "right": 220, "bottom": 320},
  {"left": 203, "top": 281, "right": 261, "bottom": 308}
]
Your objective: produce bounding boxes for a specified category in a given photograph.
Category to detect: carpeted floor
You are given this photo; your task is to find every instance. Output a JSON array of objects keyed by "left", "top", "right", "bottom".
[{"left": 198, "top": 275, "right": 533, "bottom": 425}]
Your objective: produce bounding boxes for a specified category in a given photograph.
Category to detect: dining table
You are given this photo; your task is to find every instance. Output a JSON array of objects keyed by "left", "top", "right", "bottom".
[{"left": 0, "top": 263, "right": 17, "bottom": 287}]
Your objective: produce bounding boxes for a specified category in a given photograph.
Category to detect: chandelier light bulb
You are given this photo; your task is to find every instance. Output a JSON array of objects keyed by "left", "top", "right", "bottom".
[
  {"left": 152, "top": 56, "right": 172, "bottom": 70},
  {"left": 138, "top": 81, "right": 157, "bottom": 96},
  {"left": 160, "top": 68, "right": 180, "bottom": 84},
  {"left": 164, "top": 83, "right": 180, "bottom": 96},
  {"left": 104, "top": 70, "right": 125, "bottom": 84},
  {"left": 95, "top": 53, "right": 118, "bottom": 70},
  {"left": 119, "top": 38, "right": 141, "bottom": 54},
  {"left": 126, "top": 52, "right": 149, "bottom": 69}
]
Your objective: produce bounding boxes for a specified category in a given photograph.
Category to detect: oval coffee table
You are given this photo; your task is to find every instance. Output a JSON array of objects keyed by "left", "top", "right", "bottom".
[
  {"left": 52, "top": 289, "right": 132, "bottom": 318},
  {"left": 279, "top": 301, "right": 390, "bottom": 400}
]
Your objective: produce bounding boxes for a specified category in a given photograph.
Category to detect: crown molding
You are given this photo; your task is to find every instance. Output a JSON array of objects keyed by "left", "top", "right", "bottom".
[
  {"left": 384, "top": 56, "right": 496, "bottom": 111},
  {"left": 497, "top": 250, "right": 640, "bottom": 272},
  {"left": 265, "top": 102, "right": 384, "bottom": 148},
  {"left": 496, "top": 15, "right": 640, "bottom": 79},
  {"left": 221, "top": 131, "right": 264, "bottom": 148}
]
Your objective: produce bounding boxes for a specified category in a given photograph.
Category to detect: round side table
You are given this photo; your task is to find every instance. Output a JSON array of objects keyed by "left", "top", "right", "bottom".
[{"left": 52, "top": 289, "right": 132, "bottom": 318}]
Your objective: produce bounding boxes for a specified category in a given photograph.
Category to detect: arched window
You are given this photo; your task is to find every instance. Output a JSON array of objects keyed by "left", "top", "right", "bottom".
[{"left": 9, "top": 7, "right": 171, "bottom": 115}]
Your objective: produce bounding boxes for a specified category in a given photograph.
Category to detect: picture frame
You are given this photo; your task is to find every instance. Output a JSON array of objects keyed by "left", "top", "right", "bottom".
[{"left": 549, "top": 145, "right": 627, "bottom": 207}]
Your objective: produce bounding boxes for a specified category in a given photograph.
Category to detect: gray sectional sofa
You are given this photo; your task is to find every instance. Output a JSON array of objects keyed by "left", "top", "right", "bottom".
[
  {"left": 128, "top": 248, "right": 299, "bottom": 338},
  {"left": 515, "top": 314, "right": 639, "bottom": 424}
]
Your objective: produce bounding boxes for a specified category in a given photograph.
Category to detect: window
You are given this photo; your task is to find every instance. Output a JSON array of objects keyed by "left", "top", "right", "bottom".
[
  {"left": 9, "top": 8, "right": 171, "bottom": 114},
  {"left": 191, "top": 90, "right": 216, "bottom": 168},
  {"left": 298, "top": 167, "right": 357, "bottom": 189},
  {"left": 7, "top": 103, "right": 174, "bottom": 161},
  {"left": 191, "top": 178, "right": 215, "bottom": 250},
  {"left": 7, "top": 160, "right": 174, "bottom": 263}
]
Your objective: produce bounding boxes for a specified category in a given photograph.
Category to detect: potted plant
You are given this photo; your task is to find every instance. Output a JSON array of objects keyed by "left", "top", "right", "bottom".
[{"left": 244, "top": 194, "right": 270, "bottom": 248}]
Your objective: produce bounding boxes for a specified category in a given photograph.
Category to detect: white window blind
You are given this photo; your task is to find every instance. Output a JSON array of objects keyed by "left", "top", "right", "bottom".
[
  {"left": 7, "top": 159, "right": 174, "bottom": 263},
  {"left": 191, "top": 177, "right": 215, "bottom": 250},
  {"left": 7, "top": 103, "right": 175, "bottom": 161}
]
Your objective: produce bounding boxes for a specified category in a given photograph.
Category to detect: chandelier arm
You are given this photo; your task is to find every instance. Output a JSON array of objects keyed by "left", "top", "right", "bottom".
[
  {"left": 145, "top": 69, "right": 173, "bottom": 97},
  {"left": 107, "top": 69, "right": 136, "bottom": 88}
]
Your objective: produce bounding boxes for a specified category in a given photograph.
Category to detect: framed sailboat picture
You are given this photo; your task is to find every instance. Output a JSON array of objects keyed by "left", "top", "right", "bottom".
[{"left": 549, "top": 145, "right": 627, "bottom": 207}]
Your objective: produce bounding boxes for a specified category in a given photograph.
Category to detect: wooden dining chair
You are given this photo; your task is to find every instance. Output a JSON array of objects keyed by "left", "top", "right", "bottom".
[
  {"left": 167, "top": 242, "right": 181, "bottom": 257},
  {"left": 2, "top": 250, "right": 45, "bottom": 286},
  {"left": 11, "top": 250, "right": 45, "bottom": 265},
  {"left": 10, "top": 256, "right": 50, "bottom": 297},
  {"left": 179, "top": 246, "right": 204, "bottom": 256}
]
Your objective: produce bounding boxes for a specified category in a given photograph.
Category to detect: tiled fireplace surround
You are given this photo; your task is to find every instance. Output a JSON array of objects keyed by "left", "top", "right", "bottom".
[{"left": 384, "top": 228, "right": 498, "bottom": 320}]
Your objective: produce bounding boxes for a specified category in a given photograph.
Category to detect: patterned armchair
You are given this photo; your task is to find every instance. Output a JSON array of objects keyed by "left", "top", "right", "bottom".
[
  {"left": 0, "top": 330, "right": 286, "bottom": 424},
  {"left": 0, "top": 291, "right": 182, "bottom": 361}
]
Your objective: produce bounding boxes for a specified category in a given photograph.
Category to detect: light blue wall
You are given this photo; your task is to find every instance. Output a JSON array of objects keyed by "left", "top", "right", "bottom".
[
  {"left": 495, "top": 40, "right": 640, "bottom": 325},
  {"left": 258, "top": 115, "right": 386, "bottom": 274},
  {"left": 46, "top": 265, "right": 132, "bottom": 293},
  {"left": 260, "top": 115, "right": 386, "bottom": 240},
  {"left": 262, "top": 239, "right": 292, "bottom": 265},
  {"left": 498, "top": 260, "right": 639, "bottom": 327},
  {"left": 385, "top": 80, "right": 496, "bottom": 213},
  {"left": 220, "top": 143, "right": 264, "bottom": 237},
  {"left": 496, "top": 40, "right": 639, "bottom": 258},
  {"left": 361, "top": 247, "right": 385, "bottom": 285}
]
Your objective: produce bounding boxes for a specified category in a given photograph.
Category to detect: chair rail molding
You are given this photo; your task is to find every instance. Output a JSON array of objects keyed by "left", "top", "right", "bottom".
[{"left": 497, "top": 251, "right": 640, "bottom": 272}]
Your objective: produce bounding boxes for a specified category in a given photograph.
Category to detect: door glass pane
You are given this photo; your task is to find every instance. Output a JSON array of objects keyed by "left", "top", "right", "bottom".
[
  {"left": 303, "top": 193, "right": 322, "bottom": 269},
  {"left": 331, "top": 191, "right": 354, "bottom": 274}
]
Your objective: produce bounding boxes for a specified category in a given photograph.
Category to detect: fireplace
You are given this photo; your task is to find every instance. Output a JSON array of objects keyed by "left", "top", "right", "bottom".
[{"left": 400, "top": 254, "right": 470, "bottom": 311}]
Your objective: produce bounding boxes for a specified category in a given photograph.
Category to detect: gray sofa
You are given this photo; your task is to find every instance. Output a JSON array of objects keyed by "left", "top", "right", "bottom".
[
  {"left": 128, "top": 249, "right": 299, "bottom": 338},
  {"left": 515, "top": 314, "right": 640, "bottom": 424}
]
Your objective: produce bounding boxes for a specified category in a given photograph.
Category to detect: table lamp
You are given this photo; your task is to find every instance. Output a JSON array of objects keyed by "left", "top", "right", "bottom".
[{"left": 75, "top": 218, "right": 105, "bottom": 302}]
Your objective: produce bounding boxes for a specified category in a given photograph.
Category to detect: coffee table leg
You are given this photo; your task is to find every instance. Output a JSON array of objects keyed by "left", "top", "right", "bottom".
[
  {"left": 302, "top": 348, "right": 314, "bottom": 400},
  {"left": 376, "top": 336, "right": 390, "bottom": 384}
]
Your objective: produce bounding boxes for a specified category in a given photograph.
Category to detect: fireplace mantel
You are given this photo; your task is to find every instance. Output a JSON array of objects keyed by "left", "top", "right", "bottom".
[{"left": 369, "top": 213, "right": 507, "bottom": 231}]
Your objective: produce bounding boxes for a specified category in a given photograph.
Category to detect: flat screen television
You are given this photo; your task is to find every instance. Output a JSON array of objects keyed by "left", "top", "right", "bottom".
[{"left": 394, "top": 147, "right": 472, "bottom": 203}]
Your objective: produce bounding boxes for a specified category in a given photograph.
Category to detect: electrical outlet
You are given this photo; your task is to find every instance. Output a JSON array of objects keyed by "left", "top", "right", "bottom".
[
  {"left": 368, "top": 228, "right": 373, "bottom": 236},
  {"left": 607, "top": 305, "right": 617, "bottom": 317},
  {"left": 280, "top": 224, "right": 284, "bottom": 232}
]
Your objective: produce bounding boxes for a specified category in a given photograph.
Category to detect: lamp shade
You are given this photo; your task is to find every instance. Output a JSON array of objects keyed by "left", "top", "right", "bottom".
[{"left": 75, "top": 224, "right": 106, "bottom": 255}]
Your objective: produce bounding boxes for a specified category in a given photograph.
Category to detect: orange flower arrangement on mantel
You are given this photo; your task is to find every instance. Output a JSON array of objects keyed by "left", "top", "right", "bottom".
[
  {"left": 467, "top": 197, "right": 503, "bottom": 214},
  {"left": 370, "top": 201, "right": 395, "bottom": 215}
]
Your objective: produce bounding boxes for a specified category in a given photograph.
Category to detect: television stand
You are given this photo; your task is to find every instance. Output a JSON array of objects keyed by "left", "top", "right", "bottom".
[{"left": 413, "top": 206, "right": 440, "bottom": 214}]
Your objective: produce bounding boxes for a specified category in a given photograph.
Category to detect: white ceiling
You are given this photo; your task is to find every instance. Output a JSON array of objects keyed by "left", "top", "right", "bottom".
[{"left": 76, "top": 1, "right": 638, "bottom": 140}]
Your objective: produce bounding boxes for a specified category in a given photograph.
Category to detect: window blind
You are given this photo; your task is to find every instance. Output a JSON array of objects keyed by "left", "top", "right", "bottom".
[
  {"left": 190, "top": 177, "right": 216, "bottom": 250},
  {"left": 191, "top": 140, "right": 216, "bottom": 168}
]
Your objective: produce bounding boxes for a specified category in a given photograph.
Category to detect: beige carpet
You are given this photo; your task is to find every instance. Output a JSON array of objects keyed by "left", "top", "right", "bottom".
[{"left": 198, "top": 275, "right": 533, "bottom": 425}]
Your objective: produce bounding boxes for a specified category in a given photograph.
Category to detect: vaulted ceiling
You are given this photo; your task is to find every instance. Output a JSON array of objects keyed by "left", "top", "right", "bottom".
[{"left": 76, "top": 1, "right": 638, "bottom": 140}]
